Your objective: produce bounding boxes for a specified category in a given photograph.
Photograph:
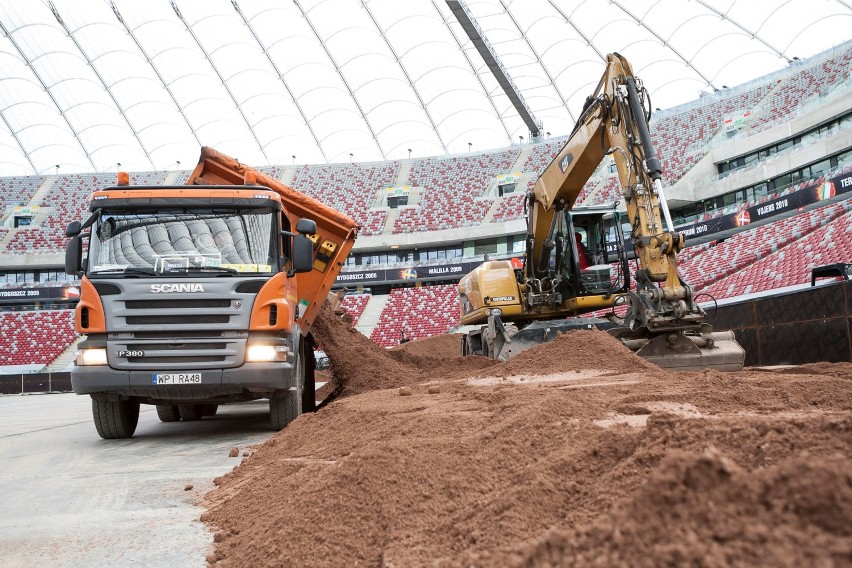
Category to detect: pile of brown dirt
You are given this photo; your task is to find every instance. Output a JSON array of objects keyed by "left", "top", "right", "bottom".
[
  {"left": 311, "top": 304, "right": 496, "bottom": 396},
  {"left": 482, "top": 328, "right": 663, "bottom": 378},
  {"left": 389, "top": 333, "right": 461, "bottom": 359},
  {"left": 204, "top": 307, "right": 852, "bottom": 567}
]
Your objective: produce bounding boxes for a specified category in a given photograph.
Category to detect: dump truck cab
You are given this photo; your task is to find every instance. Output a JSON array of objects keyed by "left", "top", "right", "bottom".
[{"left": 66, "top": 149, "right": 358, "bottom": 439}]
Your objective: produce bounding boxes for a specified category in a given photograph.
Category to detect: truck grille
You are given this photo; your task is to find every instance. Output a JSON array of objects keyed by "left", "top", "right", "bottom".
[
  {"left": 105, "top": 289, "right": 254, "bottom": 370},
  {"left": 109, "top": 332, "right": 245, "bottom": 370}
]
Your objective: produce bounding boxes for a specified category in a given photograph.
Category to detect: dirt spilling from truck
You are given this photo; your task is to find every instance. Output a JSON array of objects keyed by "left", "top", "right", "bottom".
[{"left": 203, "top": 305, "right": 852, "bottom": 567}]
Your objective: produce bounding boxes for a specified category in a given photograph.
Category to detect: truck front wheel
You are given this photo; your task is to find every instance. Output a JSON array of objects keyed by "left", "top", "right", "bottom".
[
  {"left": 270, "top": 344, "right": 304, "bottom": 430},
  {"left": 92, "top": 397, "right": 140, "bottom": 439}
]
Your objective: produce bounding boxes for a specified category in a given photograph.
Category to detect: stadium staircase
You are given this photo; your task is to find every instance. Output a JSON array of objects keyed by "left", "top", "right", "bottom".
[
  {"left": 0, "top": 229, "right": 17, "bottom": 251},
  {"left": 44, "top": 336, "right": 83, "bottom": 373},
  {"left": 28, "top": 176, "right": 56, "bottom": 207},
  {"left": 353, "top": 294, "right": 388, "bottom": 337},
  {"left": 280, "top": 167, "right": 296, "bottom": 186},
  {"left": 512, "top": 146, "right": 533, "bottom": 172},
  {"left": 163, "top": 171, "right": 185, "bottom": 185},
  {"left": 396, "top": 160, "right": 412, "bottom": 186}
]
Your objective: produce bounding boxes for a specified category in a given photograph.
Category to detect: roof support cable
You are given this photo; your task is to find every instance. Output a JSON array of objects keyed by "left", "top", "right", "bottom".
[
  {"left": 693, "top": 0, "right": 792, "bottom": 62},
  {"left": 48, "top": 1, "right": 156, "bottom": 170},
  {"left": 431, "top": 0, "right": 511, "bottom": 144},
  {"left": 109, "top": 1, "right": 203, "bottom": 153},
  {"left": 609, "top": 1, "right": 718, "bottom": 91},
  {"left": 170, "top": 0, "right": 270, "bottom": 163},
  {"left": 0, "top": 106, "right": 37, "bottom": 174},
  {"left": 293, "top": 0, "right": 385, "bottom": 161},
  {"left": 361, "top": 0, "right": 448, "bottom": 155},
  {"left": 546, "top": 0, "right": 604, "bottom": 116},
  {"left": 230, "top": 0, "right": 328, "bottom": 163},
  {"left": 0, "top": 20, "right": 97, "bottom": 172}
]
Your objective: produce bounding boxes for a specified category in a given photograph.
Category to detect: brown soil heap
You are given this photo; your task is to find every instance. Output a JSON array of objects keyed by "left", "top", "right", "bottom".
[{"left": 204, "top": 304, "right": 852, "bottom": 567}]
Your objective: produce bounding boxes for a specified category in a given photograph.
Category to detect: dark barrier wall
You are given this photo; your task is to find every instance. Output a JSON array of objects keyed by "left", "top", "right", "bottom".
[
  {"left": 709, "top": 280, "right": 852, "bottom": 366},
  {"left": 0, "top": 372, "right": 71, "bottom": 395}
]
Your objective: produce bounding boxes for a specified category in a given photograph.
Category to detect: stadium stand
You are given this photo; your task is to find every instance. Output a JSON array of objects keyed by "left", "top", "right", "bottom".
[
  {"left": 0, "top": 176, "right": 44, "bottom": 211},
  {"left": 3, "top": 172, "right": 168, "bottom": 254},
  {"left": 679, "top": 200, "right": 852, "bottom": 295},
  {"left": 579, "top": 175, "right": 622, "bottom": 207},
  {"left": 0, "top": 310, "right": 76, "bottom": 367},
  {"left": 340, "top": 293, "right": 371, "bottom": 325},
  {"left": 699, "top": 206, "right": 852, "bottom": 299},
  {"left": 393, "top": 150, "right": 519, "bottom": 233},
  {"left": 489, "top": 192, "right": 526, "bottom": 224},
  {"left": 650, "top": 83, "right": 774, "bottom": 185},
  {"left": 1, "top": 45, "right": 850, "bottom": 361},
  {"left": 747, "top": 49, "right": 852, "bottom": 134},
  {"left": 291, "top": 162, "right": 399, "bottom": 237},
  {"left": 520, "top": 139, "right": 565, "bottom": 172},
  {"left": 369, "top": 284, "right": 460, "bottom": 347}
]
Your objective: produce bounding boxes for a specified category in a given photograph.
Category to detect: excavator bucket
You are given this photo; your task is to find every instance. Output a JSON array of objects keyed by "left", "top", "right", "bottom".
[{"left": 616, "top": 330, "right": 745, "bottom": 372}]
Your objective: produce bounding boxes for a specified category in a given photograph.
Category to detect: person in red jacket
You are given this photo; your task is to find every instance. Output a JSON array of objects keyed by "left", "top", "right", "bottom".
[{"left": 575, "top": 232, "right": 591, "bottom": 270}]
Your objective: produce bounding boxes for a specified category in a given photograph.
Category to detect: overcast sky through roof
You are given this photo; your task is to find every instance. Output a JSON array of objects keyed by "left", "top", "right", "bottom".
[{"left": 0, "top": 0, "right": 850, "bottom": 176}]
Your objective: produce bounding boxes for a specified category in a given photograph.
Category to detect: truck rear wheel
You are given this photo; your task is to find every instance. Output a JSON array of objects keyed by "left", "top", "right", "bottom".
[
  {"left": 178, "top": 404, "right": 204, "bottom": 421},
  {"left": 92, "top": 397, "right": 140, "bottom": 439},
  {"left": 156, "top": 404, "right": 181, "bottom": 422},
  {"left": 201, "top": 404, "right": 218, "bottom": 417}
]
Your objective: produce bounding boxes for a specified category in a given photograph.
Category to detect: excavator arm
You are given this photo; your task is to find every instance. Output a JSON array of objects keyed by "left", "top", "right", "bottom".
[{"left": 528, "top": 53, "right": 703, "bottom": 334}]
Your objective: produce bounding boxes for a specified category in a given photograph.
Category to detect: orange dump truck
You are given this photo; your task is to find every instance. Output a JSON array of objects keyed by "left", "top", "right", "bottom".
[{"left": 65, "top": 147, "right": 358, "bottom": 439}]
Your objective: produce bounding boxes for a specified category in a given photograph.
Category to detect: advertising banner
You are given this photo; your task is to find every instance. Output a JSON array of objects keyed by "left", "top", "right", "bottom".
[{"left": 677, "top": 169, "right": 851, "bottom": 240}]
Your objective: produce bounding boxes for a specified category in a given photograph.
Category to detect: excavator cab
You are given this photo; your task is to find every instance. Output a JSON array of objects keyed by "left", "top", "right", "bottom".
[{"left": 543, "top": 207, "right": 631, "bottom": 303}]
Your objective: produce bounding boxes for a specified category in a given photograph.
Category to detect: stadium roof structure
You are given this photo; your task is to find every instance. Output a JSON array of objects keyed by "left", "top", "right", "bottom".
[{"left": 0, "top": 0, "right": 850, "bottom": 175}]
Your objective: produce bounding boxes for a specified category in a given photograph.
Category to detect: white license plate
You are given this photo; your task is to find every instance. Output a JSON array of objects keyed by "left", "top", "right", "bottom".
[{"left": 152, "top": 373, "right": 202, "bottom": 385}]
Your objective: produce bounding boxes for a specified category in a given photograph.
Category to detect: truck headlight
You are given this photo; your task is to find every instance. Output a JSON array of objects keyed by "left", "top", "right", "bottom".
[
  {"left": 77, "top": 348, "right": 107, "bottom": 366},
  {"left": 246, "top": 344, "right": 289, "bottom": 363}
]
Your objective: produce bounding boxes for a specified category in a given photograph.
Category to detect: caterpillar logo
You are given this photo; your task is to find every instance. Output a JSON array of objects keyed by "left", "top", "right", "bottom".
[
  {"left": 559, "top": 152, "right": 574, "bottom": 173},
  {"left": 150, "top": 283, "right": 205, "bottom": 293}
]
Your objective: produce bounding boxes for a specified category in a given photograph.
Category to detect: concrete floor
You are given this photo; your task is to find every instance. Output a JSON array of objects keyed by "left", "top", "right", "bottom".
[{"left": 0, "top": 393, "right": 276, "bottom": 567}]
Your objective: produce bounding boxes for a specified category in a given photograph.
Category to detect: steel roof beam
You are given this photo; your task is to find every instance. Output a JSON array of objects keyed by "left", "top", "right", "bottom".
[
  {"left": 430, "top": 0, "right": 510, "bottom": 145},
  {"left": 446, "top": 0, "right": 541, "bottom": 137}
]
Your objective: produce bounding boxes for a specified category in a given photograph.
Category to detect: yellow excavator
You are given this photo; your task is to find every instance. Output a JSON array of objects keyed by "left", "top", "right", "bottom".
[{"left": 458, "top": 53, "right": 744, "bottom": 371}]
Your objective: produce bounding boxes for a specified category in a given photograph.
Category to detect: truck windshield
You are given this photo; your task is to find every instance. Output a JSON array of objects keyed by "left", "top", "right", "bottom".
[{"left": 87, "top": 208, "right": 277, "bottom": 276}]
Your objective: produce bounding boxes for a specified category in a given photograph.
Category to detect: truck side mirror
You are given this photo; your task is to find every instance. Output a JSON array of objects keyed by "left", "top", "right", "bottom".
[
  {"left": 295, "top": 218, "right": 317, "bottom": 235},
  {"left": 291, "top": 234, "right": 314, "bottom": 274},
  {"left": 65, "top": 235, "right": 83, "bottom": 275},
  {"left": 66, "top": 220, "right": 82, "bottom": 238}
]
